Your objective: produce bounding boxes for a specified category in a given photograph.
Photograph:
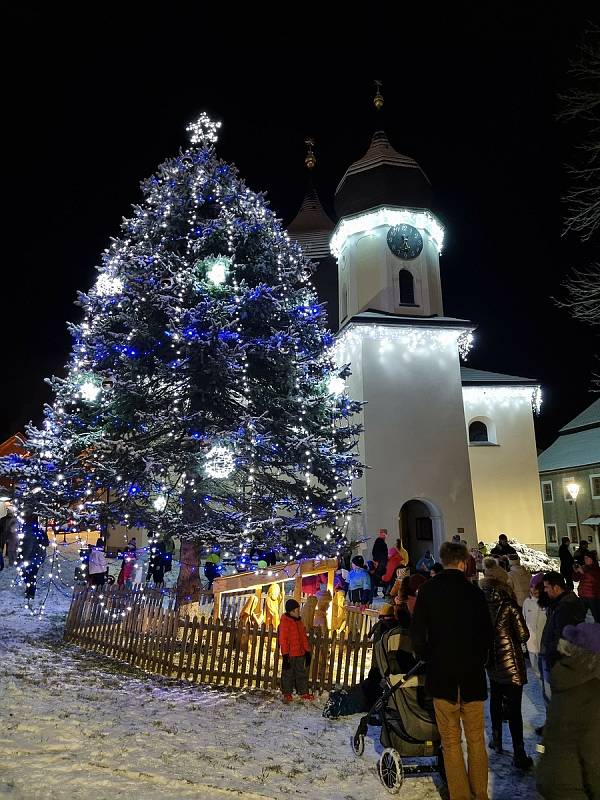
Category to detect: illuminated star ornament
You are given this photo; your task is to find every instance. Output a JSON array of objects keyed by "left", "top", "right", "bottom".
[
  {"left": 80, "top": 381, "right": 101, "bottom": 402},
  {"left": 186, "top": 113, "right": 222, "bottom": 145}
]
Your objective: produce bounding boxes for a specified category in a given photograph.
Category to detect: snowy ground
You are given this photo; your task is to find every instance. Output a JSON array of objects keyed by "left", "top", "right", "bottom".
[{"left": 0, "top": 549, "right": 544, "bottom": 799}]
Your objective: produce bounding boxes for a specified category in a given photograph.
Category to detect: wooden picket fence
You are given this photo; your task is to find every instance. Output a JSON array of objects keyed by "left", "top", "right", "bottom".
[{"left": 63, "top": 587, "right": 373, "bottom": 693}]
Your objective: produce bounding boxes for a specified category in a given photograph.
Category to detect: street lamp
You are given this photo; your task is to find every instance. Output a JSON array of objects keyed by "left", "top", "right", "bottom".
[{"left": 566, "top": 482, "right": 581, "bottom": 544}]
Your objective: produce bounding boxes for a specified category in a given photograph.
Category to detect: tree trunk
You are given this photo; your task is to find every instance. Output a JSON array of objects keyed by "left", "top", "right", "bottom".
[{"left": 176, "top": 539, "right": 201, "bottom": 609}]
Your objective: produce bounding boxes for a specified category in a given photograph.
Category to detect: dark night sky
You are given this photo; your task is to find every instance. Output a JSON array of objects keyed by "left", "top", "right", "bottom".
[{"left": 4, "top": 8, "right": 598, "bottom": 450}]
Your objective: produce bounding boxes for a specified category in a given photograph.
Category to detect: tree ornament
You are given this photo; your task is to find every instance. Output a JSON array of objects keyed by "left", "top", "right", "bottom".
[
  {"left": 95, "top": 273, "right": 123, "bottom": 297},
  {"left": 101, "top": 373, "right": 115, "bottom": 390},
  {"left": 327, "top": 375, "right": 345, "bottom": 396},
  {"left": 201, "top": 255, "right": 230, "bottom": 286},
  {"left": 204, "top": 445, "right": 235, "bottom": 479},
  {"left": 79, "top": 379, "right": 101, "bottom": 402},
  {"left": 160, "top": 276, "right": 174, "bottom": 290}
]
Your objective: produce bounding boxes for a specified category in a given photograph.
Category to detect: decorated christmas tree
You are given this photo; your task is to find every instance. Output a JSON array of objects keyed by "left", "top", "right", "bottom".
[{"left": 4, "top": 114, "right": 362, "bottom": 564}]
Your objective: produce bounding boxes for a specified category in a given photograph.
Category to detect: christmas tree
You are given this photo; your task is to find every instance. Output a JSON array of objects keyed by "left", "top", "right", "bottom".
[{"left": 4, "top": 114, "right": 362, "bottom": 562}]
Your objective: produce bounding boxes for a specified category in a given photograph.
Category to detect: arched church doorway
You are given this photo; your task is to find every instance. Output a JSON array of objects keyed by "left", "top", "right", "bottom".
[{"left": 399, "top": 499, "right": 444, "bottom": 567}]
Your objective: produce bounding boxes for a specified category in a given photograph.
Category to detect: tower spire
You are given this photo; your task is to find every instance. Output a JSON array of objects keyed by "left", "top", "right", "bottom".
[
  {"left": 373, "top": 80, "right": 384, "bottom": 111},
  {"left": 304, "top": 137, "right": 316, "bottom": 170}
]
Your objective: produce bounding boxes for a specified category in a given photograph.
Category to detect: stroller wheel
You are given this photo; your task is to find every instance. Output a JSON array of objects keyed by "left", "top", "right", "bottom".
[
  {"left": 350, "top": 732, "right": 365, "bottom": 756},
  {"left": 378, "top": 748, "right": 403, "bottom": 794}
]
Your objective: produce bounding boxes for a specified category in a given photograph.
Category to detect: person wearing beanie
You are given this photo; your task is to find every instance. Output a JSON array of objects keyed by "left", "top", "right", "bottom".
[
  {"left": 278, "top": 599, "right": 313, "bottom": 703},
  {"left": 522, "top": 573, "right": 547, "bottom": 682},
  {"left": 507, "top": 554, "right": 532, "bottom": 607},
  {"left": 347, "top": 555, "right": 371, "bottom": 605},
  {"left": 537, "top": 622, "right": 600, "bottom": 800}
]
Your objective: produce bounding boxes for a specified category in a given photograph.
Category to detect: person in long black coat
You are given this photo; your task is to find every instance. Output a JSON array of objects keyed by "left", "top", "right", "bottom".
[
  {"left": 558, "top": 537, "right": 575, "bottom": 591},
  {"left": 411, "top": 542, "right": 493, "bottom": 800}
]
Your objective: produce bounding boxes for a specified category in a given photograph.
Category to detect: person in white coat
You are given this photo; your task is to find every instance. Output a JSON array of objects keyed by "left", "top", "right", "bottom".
[
  {"left": 522, "top": 573, "right": 546, "bottom": 681},
  {"left": 507, "top": 554, "right": 532, "bottom": 607},
  {"left": 88, "top": 538, "right": 108, "bottom": 587}
]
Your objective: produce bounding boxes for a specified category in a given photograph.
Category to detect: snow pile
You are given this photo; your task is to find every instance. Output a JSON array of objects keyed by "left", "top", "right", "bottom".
[{"left": 486, "top": 539, "right": 559, "bottom": 573}]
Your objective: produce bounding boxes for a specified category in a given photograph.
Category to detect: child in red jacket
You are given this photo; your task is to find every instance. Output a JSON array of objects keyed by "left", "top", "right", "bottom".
[{"left": 278, "top": 599, "right": 313, "bottom": 703}]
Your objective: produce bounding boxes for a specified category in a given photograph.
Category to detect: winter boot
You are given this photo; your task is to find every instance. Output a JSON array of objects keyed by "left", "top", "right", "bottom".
[
  {"left": 513, "top": 746, "right": 533, "bottom": 770},
  {"left": 489, "top": 728, "right": 503, "bottom": 753}
]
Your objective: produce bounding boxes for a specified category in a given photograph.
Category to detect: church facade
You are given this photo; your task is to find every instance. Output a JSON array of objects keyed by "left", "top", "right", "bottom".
[{"left": 288, "top": 130, "right": 546, "bottom": 560}]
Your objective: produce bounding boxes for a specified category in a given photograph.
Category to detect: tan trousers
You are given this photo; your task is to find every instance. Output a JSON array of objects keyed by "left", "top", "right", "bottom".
[{"left": 433, "top": 696, "right": 489, "bottom": 800}]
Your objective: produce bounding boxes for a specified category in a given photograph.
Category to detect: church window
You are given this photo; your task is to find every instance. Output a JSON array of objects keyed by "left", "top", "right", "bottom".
[
  {"left": 399, "top": 269, "right": 415, "bottom": 305},
  {"left": 591, "top": 474, "right": 600, "bottom": 500},
  {"left": 468, "top": 420, "right": 489, "bottom": 443}
]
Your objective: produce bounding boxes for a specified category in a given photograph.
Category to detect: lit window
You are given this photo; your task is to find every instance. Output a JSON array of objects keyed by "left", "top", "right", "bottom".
[
  {"left": 590, "top": 474, "right": 600, "bottom": 500},
  {"left": 546, "top": 524, "right": 557, "bottom": 544}
]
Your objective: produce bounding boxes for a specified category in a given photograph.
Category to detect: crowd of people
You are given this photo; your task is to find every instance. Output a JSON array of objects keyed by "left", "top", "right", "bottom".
[{"left": 319, "top": 532, "right": 599, "bottom": 800}]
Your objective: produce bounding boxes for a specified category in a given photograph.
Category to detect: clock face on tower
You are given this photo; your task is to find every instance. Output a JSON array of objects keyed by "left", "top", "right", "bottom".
[{"left": 387, "top": 224, "right": 423, "bottom": 260}]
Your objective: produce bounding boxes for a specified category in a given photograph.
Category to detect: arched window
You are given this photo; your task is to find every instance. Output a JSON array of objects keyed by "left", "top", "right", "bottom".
[
  {"left": 399, "top": 269, "right": 415, "bottom": 305},
  {"left": 469, "top": 420, "right": 489, "bottom": 443}
]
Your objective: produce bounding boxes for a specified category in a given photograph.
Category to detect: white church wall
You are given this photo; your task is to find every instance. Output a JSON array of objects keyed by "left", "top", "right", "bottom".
[
  {"left": 337, "top": 325, "right": 478, "bottom": 560},
  {"left": 463, "top": 387, "right": 546, "bottom": 551}
]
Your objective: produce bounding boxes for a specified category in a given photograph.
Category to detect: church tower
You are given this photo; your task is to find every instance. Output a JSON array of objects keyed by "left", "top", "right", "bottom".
[
  {"left": 328, "top": 88, "right": 478, "bottom": 560},
  {"left": 334, "top": 130, "right": 445, "bottom": 324}
]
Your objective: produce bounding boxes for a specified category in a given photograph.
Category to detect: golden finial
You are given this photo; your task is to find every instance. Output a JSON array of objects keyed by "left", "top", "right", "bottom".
[
  {"left": 304, "top": 137, "right": 316, "bottom": 170},
  {"left": 374, "top": 80, "right": 384, "bottom": 111}
]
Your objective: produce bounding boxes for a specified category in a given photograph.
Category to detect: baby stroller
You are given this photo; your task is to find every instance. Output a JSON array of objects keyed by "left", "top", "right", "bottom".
[{"left": 351, "top": 626, "right": 444, "bottom": 794}]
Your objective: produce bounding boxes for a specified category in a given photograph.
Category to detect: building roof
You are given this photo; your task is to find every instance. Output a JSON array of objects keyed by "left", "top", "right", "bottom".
[
  {"left": 559, "top": 398, "right": 600, "bottom": 433},
  {"left": 538, "top": 398, "right": 600, "bottom": 473},
  {"left": 334, "top": 131, "right": 432, "bottom": 218},
  {"left": 460, "top": 367, "right": 539, "bottom": 386},
  {"left": 287, "top": 184, "right": 335, "bottom": 261},
  {"left": 344, "top": 309, "right": 474, "bottom": 330}
]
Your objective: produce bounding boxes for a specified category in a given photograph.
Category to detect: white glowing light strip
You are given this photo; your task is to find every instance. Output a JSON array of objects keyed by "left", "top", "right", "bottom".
[
  {"left": 463, "top": 385, "right": 543, "bottom": 415},
  {"left": 335, "top": 323, "right": 470, "bottom": 356},
  {"left": 330, "top": 207, "right": 445, "bottom": 257}
]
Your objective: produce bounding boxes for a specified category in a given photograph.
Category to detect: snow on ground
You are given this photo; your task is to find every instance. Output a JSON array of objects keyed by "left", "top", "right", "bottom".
[{"left": 0, "top": 548, "right": 543, "bottom": 799}]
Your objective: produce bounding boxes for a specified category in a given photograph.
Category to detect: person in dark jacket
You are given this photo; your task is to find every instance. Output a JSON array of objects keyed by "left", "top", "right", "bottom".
[
  {"left": 573, "top": 539, "right": 589, "bottom": 566},
  {"left": 490, "top": 533, "right": 517, "bottom": 564},
  {"left": 540, "top": 571, "right": 586, "bottom": 703},
  {"left": 146, "top": 539, "right": 168, "bottom": 587},
  {"left": 558, "top": 537, "right": 575, "bottom": 591},
  {"left": 537, "top": 622, "right": 600, "bottom": 800},
  {"left": 411, "top": 541, "right": 493, "bottom": 800},
  {"left": 371, "top": 530, "right": 388, "bottom": 595},
  {"left": 481, "top": 579, "right": 533, "bottom": 769},
  {"left": 19, "top": 510, "right": 49, "bottom": 604}
]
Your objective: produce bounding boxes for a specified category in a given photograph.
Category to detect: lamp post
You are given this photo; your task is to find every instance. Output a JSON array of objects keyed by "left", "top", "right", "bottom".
[{"left": 566, "top": 482, "right": 581, "bottom": 544}]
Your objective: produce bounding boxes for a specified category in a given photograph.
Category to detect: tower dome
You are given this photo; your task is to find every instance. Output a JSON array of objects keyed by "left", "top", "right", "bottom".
[
  {"left": 334, "top": 130, "right": 432, "bottom": 218},
  {"left": 287, "top": 184, "right": 335, "bottom": 261}
]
